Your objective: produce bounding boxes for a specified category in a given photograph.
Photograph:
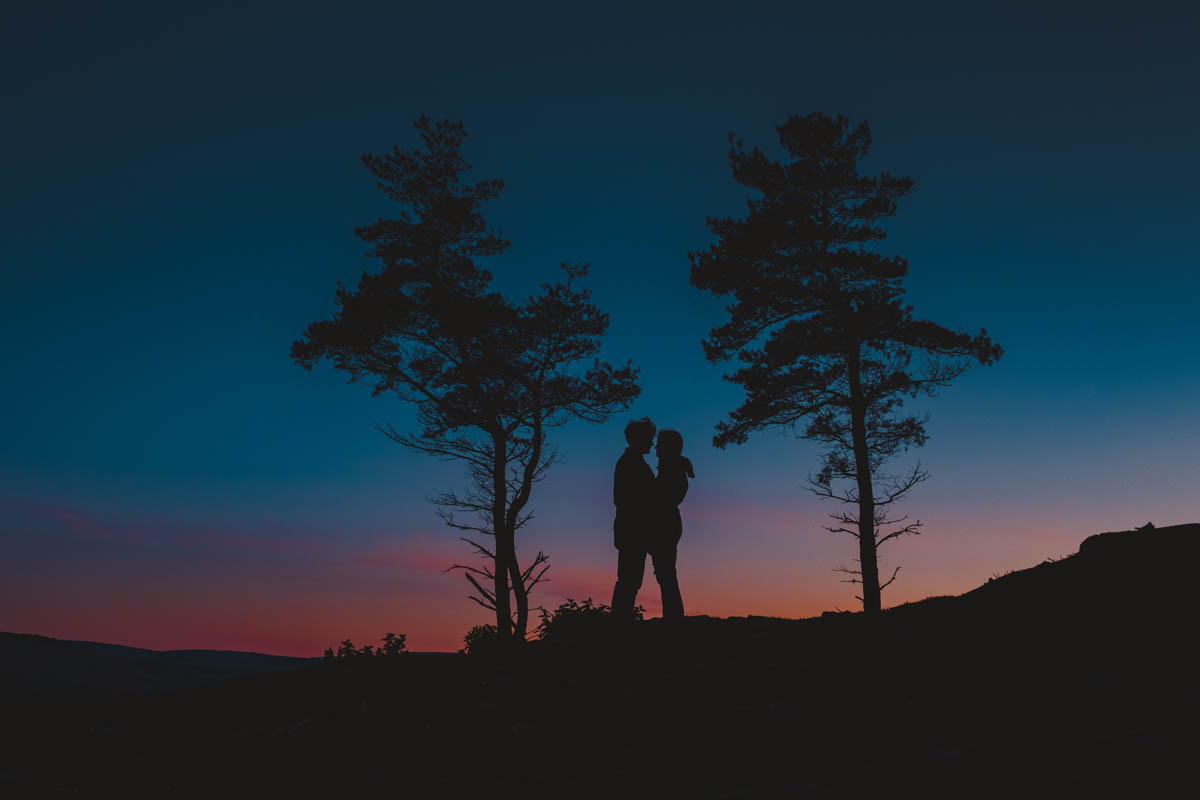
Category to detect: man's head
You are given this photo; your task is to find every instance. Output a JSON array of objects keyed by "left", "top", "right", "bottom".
[{"left": 624, "top": 417, "right": 656, "bottom": 454}]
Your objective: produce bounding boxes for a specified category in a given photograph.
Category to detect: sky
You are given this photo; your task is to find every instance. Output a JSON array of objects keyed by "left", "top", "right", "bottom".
[{"left": 1, "top": 1, "right": 1197, "bottom": 655}]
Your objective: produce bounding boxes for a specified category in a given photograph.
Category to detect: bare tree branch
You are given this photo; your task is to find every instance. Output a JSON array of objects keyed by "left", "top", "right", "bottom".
[
  {"left": 876, "top": 521, "right": 924, "bottom": 548},
  {"left": 460, "top": 571, "right": 498, "bottom": 607},
  {"left": 878, "top": 566, "right": 902, "bottom": 591},
  {"left": 466, "top": 595, "right": 498, "bottom": 612}
]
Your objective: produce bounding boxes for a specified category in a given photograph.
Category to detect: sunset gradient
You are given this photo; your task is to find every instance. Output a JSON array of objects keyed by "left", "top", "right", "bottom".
[{"left": 2, "top": 2, "right": 1196, "bottom": 655}]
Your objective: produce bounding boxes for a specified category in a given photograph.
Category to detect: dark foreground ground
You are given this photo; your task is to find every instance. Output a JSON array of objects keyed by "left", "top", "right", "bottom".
[{"left": 3, "top": 524, "right": 1198, "bottom": 797}]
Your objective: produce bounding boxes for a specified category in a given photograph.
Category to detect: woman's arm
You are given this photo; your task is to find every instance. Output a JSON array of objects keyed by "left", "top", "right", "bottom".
[{"left": 658, "top": 467, "right": 689, "bottom": 508}]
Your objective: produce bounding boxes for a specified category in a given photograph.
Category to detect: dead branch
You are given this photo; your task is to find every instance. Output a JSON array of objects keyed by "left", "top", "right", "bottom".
[
  {"left": 879, "top": 566, "right": 902, "bottom": 591},
  {"left": 876, "top": 520, "right": 924, "bottom": 548},
  {"left": 458, "top": 538, "right": 496, "bottom": 561}
]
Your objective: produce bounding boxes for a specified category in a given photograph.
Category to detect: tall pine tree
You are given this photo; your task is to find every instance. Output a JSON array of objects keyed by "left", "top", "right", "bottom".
[
  {"left": 293, "top": 117, "right": 639, "bottom": 640},
  {"left": 691, "top": 113, "right": 1002, "bottom": 614}
]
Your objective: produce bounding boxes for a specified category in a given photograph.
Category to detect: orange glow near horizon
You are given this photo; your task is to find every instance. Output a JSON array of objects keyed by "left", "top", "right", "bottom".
[{"left": 2, "top": 497, "right": 1187, "bottom": 656}]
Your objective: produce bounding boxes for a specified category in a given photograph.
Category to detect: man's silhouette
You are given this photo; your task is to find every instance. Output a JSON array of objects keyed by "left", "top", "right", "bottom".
[{"left": 611, "top": 417, "right": 684, "bottom": 624}]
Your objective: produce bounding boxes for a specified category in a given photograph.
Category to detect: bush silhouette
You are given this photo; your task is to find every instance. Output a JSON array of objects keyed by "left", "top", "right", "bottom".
[
  {"left": 324, "top": 633, "right": 407, "bottom": 661},
  {"left": 536, "top": 598, "right": 644, "bottom": 641},
  {"left": 462, "top": 624, "right": 499, "bottom": 655},
  {"left": 379, "top": 632, "right": 407, "bottom": 656}
]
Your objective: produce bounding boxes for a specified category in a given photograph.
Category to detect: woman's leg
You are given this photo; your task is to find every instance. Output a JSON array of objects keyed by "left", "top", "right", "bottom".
[{"left": 651, "top": 545, "right": 684, "bottom": 621}]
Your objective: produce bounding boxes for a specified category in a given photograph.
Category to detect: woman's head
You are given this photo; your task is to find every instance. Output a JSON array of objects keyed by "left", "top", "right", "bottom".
[{"left": 655, "top": 429, "right": 683, "bottom": 459}]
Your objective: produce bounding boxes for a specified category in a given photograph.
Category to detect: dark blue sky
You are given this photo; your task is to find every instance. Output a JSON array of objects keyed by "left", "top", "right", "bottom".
[{"left": 2, "top": 1, "right": 1197, "bottom": 653}]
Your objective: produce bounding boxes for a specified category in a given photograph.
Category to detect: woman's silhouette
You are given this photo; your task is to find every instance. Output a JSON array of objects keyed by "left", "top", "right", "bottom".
[{"left": 652, "top": 429, "right": 692, "bottom": 621}]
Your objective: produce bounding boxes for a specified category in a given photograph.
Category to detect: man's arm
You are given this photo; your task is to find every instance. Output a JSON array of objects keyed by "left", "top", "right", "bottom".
[
  {"left": 633, "top": 459, "right": 657, "bottom": 513},
  {"left": 614, "top": 453, "right": 633, "bottom": 509}
]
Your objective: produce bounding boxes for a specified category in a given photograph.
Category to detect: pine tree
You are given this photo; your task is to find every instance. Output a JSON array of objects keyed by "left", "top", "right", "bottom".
[
  {"left": 293, "top": 116, "right": 639, "bottom": 640},
  {"left": 691, "top": 113, "right": 1001, "bottom": 614}
]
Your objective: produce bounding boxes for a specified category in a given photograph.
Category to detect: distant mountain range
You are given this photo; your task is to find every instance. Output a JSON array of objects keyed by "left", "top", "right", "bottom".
[{"left": 0, "top": 633, "right": 320, "bottom": 698}]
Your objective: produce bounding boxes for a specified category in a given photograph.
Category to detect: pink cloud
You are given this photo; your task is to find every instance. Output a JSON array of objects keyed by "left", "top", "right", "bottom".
[
  {"left": 353, "top": 533, "right": 475, "bottom": 573},
  {"left": 171, "top": 529, "right": 335, "bottom": 558},
  {"left": 44, "top": 507, "right": 113, "bottom": 539}
]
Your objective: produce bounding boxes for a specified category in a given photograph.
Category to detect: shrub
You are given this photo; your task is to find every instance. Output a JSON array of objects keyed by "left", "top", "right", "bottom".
[
  {"left": 380, "top": 632, "right": 407, "bottom": 656},
  {"left": 461, "top": 624, "right": 499, "bottom": 655},
  {"left": 536, "top": 598, "right": 644, "bottom": 641},
  {"left": 324, "top": 633, "right": 408, "bottom": 661}
]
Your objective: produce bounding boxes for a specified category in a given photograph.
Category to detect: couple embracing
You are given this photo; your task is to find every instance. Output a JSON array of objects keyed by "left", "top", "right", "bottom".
[{"left": 611, "top": 417, "right": 694, "bottom": 624}]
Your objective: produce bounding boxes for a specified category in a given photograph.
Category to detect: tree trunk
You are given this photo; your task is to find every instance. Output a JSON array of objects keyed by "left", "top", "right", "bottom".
[
  {"left": 493, "top": 527, "right": 517, "bottom": 640},
  {"left": 846, "top": 346, "right": 881, "bottom": 615},
  {"left": 504, "top": 401, "right": 542, "bottom": 642},
  {"left": 491, "top": 439, "right": 513, "bottom": 640},
  {"left": 509, "top": 557, "right": 528, "bottom": 640},
  {"left": 492, "top": 531, "right": 513, "bottom": 640}
]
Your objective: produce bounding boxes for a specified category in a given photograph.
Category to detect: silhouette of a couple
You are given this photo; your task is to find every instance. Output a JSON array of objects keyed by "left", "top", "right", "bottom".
[{"left": 611, "top": 417, "right": 694, "bottom": 624}]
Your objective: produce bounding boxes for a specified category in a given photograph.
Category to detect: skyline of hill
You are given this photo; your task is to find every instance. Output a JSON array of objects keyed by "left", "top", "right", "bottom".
[{"left": 6, "top": 521, "right": 1194, "bottom": 684}]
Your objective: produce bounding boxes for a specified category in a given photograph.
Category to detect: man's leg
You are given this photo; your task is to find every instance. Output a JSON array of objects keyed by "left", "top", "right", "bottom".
[
  {"left": 651, "top": 545, "right": 684, "bottom": 621},
  {"left": 611, "top": 547, "right": 647, "bottom": 624}
]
